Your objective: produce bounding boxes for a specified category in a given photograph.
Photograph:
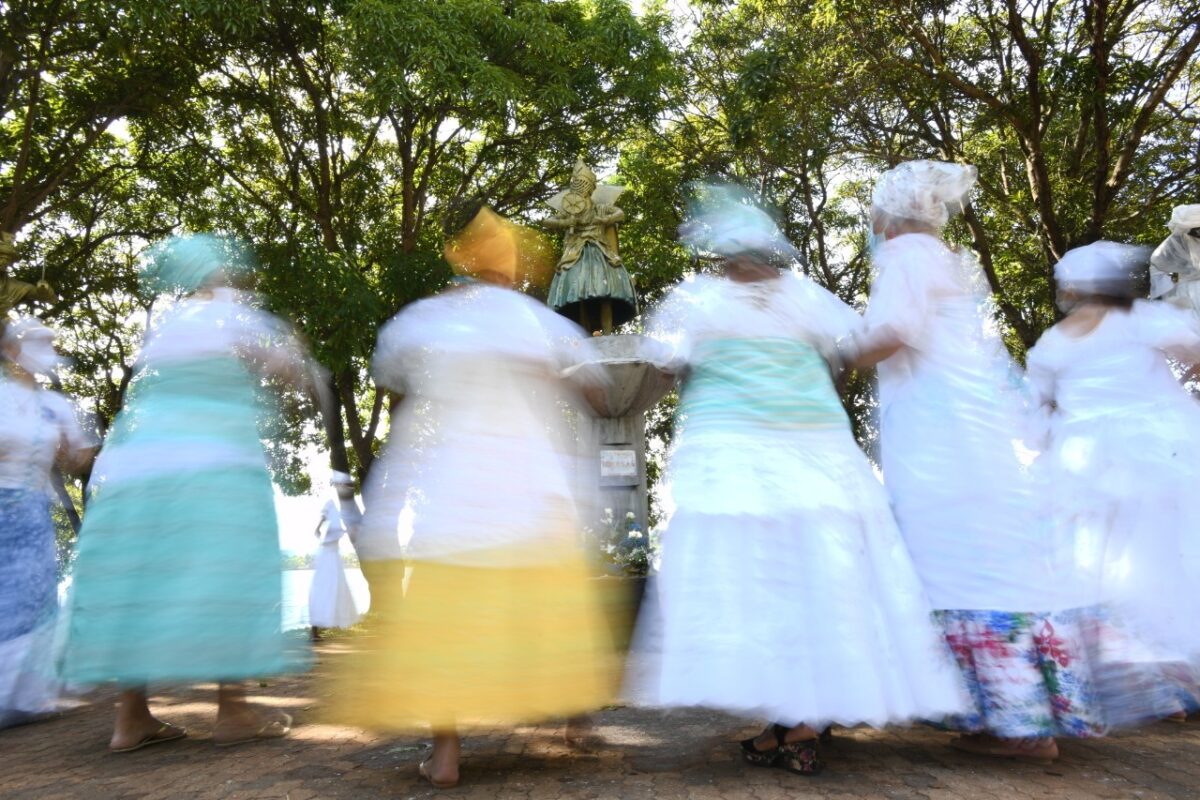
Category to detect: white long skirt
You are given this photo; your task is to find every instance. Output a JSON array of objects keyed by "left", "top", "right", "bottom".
[
  {"left": 629, "top": 428, "right": 968, "bottom": 727},
  {"left": 0, "top": 616, "right": 61, "bottom": 728},
  {"left": 309, "top": 544, "right": 361, "bottom": 629}
]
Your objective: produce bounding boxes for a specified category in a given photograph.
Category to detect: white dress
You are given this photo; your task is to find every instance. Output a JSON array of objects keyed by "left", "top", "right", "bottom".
[
  {"left": 631, "top": 272, "right": 966, "bottom": 728},
  {"left": 1027, "top": 301, "right": 1200, "bottom": 664},
  {"left": 866, "top": 233, "right": 1055, "bottom": 612},
  {"left": 357, "top": 283, "right": 595, "bottom": 566},
  {"left": 308, "top": 499, "right": 362, "bottom": 629},
  {"left": 0, "top": 380, "right": 88, "bottom": 726}
]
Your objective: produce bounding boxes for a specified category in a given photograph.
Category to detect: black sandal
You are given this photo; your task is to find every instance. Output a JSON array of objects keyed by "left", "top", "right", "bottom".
[{"left": 739, "top": 723, "right": 785, "bottom": 768}]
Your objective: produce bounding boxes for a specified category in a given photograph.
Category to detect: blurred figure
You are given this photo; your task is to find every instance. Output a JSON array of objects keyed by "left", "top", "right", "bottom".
[
  {"left": 1028, "top": 241, "right": 1200, "bottom": 720},
  {"left": 633, "top": 186, "right": 965, "bottom": 777},
  {"left": 0, "top": 317, "right": 92, "bottom": 728},
  {"left": 60, "top": 234, "right": 322, "bottom": 752},
  {"left": 848, "top": 161, "right": 1094, "bottom": 762},
  {"left": 331, "top": 206, "right": 618, "bottom": 790},
  {"left": 1149, "top": 204, "right": 1200, "bottom": 310},
  {"left": 308, "top": 471, "right": 362, "bottom": 641}
]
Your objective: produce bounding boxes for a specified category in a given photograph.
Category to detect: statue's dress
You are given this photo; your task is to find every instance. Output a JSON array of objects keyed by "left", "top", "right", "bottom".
[
  {"left": 329, "top": 283, "right": 618, "bottom": 730},
  {"left": 546, "top": 206, "right": 638, "bottom": 327},
  {"left": 630, "top": 272, "right": 967, "bottom": 727},
  {"left": 61, "top": 289, "right": 308, "bottom": 685}
]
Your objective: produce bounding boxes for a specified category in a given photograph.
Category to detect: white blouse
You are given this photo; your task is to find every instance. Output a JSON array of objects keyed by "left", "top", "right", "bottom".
[{"left": 0, "top": 379, "right": 89, "bottom": 494}]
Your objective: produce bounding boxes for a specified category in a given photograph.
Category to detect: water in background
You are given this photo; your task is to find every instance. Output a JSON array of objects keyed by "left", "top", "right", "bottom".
[{"left": 282, "top": 568, "right": 371, "bottom": 630}]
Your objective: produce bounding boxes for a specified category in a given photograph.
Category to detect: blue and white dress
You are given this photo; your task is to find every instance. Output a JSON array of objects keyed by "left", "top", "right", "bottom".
[
  {"left": 0, "top": 377, "right": 87, "bottom": 727},
  {"left": 631, "top": 272, "right": 966, "bottom": 727}
]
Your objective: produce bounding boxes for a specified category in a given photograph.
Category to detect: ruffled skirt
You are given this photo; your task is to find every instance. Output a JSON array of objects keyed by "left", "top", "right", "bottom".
[
  {"left": 629, "top": 428, "right": 968, "bottom": 727},
  {"left": 327, "top": 543, "right": 620, "bottom": 730},
  {"left": 61, "top": 467, "right": 306, "bottom": 685}
]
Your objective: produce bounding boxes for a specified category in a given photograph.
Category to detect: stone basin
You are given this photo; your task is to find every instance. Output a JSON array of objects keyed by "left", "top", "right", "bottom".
[{"left": 577, "top": 334, "right": 676, "bottom": 419}]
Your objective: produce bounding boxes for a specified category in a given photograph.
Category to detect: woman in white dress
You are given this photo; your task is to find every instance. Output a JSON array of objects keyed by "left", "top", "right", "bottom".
[
  {"left": 634, "top": 188, "right": 965, "bottom": 776},
  {"left": 329, "top": 206, "right": 618, "bottom": 789},
  {"left": 1149, "top": 205, "right": 1200, "bottom": 310},
  {"left": 0, "top": 316, "right": 92, "bottom": 727},
  {"left": 1027, "top": 241, "right": 1200, "bottom": 719},
  {"left": 308, "top": 472, "right": 362, "bottom": 639},
  {"left": 847, "top": 161, "right": 1104, "bottom": 762}
]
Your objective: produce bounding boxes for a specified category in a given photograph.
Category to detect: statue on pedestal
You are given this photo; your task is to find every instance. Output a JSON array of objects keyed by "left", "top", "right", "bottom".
[
  {"left": 0, "top": 233, "right": 55, "bottom": 317},
  {"left": 545, "top": 160, "right": 638, "bottom": 334}
]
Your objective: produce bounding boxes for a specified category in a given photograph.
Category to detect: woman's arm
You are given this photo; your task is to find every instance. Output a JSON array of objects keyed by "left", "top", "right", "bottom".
[{"left": 840, "top": 324, "right": 905, "bottom": 370}]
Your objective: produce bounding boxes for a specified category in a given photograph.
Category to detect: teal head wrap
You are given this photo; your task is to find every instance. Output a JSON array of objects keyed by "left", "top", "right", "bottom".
[{"left": 141, "top": 234, "right": 254, "bottom": 295}]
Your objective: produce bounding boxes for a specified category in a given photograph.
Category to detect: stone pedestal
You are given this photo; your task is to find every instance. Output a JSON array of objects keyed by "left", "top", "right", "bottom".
[{"left": 575, "top": 334, "right": 674, "bottom": 532}]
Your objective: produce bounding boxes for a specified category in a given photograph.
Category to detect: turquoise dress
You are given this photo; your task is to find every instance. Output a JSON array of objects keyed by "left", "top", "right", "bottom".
[{"left": 61, "top": 291, "right": 307, "bottom": 685}]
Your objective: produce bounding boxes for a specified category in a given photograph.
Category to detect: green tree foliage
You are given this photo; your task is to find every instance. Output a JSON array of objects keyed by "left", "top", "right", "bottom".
[{"left": 5, "top": 0, "right": 1199, "bottom": 517}]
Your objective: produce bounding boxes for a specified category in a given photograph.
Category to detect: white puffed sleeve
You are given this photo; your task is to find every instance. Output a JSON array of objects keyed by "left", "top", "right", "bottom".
[
  {"left": 789, "top": 276, "right": 865, "bottom": 364},
  {"left": 864, "top": 235, "right": 942, "bottom": 346},
  {"left": 370, "top": 306, "right": 428, "bottom": 394},
  {"left": 1023, "top": 332, "right": 1061, "bottom": 449},
  {"left": 1131, "top": 300, "right": 1200, "bottom": 363},
  {"left": 645, "top": 279, "right": 704, "bottom": 373}
]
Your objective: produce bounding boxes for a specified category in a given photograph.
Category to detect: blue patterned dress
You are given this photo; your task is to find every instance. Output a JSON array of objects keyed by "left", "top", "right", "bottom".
[{"left": 0, "top": 378, "right": 86, "bottom": 727}]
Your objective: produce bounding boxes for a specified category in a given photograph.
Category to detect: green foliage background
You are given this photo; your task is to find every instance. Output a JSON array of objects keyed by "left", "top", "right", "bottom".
[{"left": 4, "top": 0, "right": 1198, "bottom": 534}]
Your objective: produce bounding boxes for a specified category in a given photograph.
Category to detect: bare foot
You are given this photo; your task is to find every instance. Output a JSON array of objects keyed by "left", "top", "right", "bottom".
[
  {"left": 110, "top": 719, "right": 187, "bottom": 752},
  {"left": 421, "top": 732, "right": 461, "bottom": 789},
  {"left": 110, "top": 689, "right": 186, "bottom": 752}
]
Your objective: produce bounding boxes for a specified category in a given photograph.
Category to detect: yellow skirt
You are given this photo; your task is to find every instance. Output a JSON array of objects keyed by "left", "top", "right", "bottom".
[{"left": 326, "top": 546, "right": 622, "bottom": 731}]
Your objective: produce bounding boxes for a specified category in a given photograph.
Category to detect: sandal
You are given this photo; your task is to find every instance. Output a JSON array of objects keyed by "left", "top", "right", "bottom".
[
  {"left": 777, "top": 735, "right": 824, "bottom": 776},
  {"left": 213, "top": 711, "right": 292, "bottom": 747},
  {"left": 740, "top": 723, "right": 785, "bottom": 768},
  {"left": 110, "top": 722, "right": 188, "bottom": 753}
]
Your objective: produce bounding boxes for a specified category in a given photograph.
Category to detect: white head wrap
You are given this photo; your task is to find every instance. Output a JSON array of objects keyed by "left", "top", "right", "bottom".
[
  {"left": 678, "top": 184, "right": 798, "bottom": 263},
  {"left": 1055, "top": 241, "right": 1150, "bottom": 301},
  {"left": 1, "top": 314, "right": 64, "bottom": 374},
  {"left": 330, "top": 470, "right": 355, "bottom": 486},
  {"left": 1166, "top": 204, "right": 1200, "bottom": 235},
  {"left": 871, "top": 160, "right": 978, "bottom": 230},
  {"left": 1149, "top": 205, "right": 1200, "bottom": 299},
  {"left": 1, "top": 314, "right": 50, "bottom": 347}
]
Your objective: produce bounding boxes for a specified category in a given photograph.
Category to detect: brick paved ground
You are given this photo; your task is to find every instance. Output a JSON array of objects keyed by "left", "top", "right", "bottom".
[{"left": 4, "top": 640, "right": 1200, "bottom": 799}]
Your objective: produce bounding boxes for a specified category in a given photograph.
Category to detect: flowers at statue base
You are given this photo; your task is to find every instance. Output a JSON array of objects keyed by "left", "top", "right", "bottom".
[{"left": 584, "top": 508, "right": 660, "bottom": 578}]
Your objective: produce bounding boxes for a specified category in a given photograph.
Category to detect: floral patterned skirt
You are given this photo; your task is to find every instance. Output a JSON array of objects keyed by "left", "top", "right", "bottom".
[{"left": 935, "top": 608, "right": 1106, "bottom": 738}]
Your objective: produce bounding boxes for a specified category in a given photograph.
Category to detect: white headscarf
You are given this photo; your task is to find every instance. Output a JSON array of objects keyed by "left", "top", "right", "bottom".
[
  {"left": 871, "top": 160, "right": 978, "bottom": 230},
  {"left": 1149, "top": 205, "right": 1200, "bottom": 297},
  {"left": 1055, "top": 241, "right": 1150, "bottom": 306},
  {"left": 1, "top": 314, "right": 65, "bottom": 375},
  {"left": 678, "top": 184, "right": 799, "bottom": 263}
]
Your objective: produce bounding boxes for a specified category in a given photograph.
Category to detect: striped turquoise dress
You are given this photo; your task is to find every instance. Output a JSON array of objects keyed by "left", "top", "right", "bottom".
[
  {"left": 61, "top": 351, "right": 305, "bottom": 685},
  {"left": 678, "top": 337, "right": 849, "bottom": 435}
]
